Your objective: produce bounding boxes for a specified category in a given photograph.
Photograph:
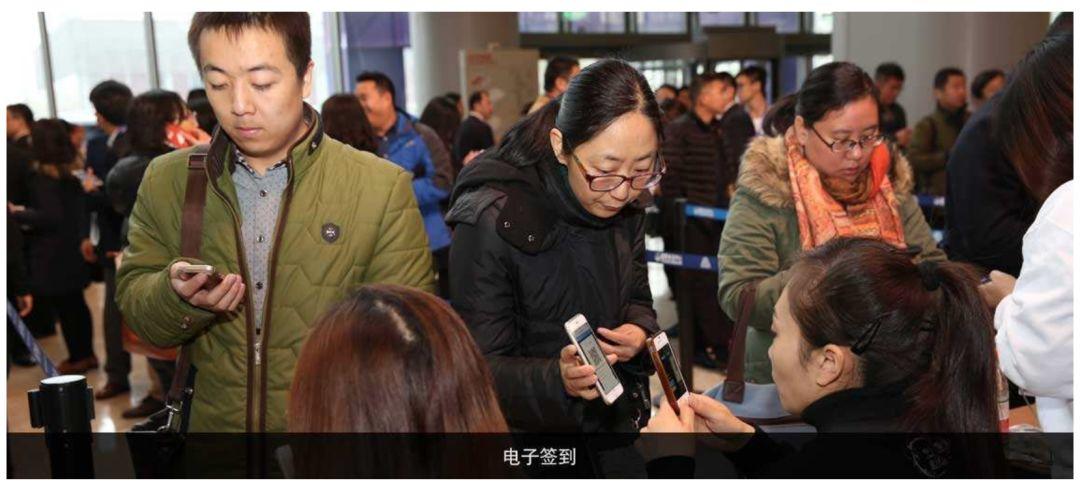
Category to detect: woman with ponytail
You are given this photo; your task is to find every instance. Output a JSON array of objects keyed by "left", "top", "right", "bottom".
[
  {"left": 646, "top": 237, "right": 1005, "bottom": 477},
  {"left": 446, "top": 59, "right": 665, "bottom": 476},
  {"left": 718, "top": 62, "right": 945, "bottom": 384}
]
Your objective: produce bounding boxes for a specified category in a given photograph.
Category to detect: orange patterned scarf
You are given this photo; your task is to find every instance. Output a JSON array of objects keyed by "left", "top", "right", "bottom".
[{"left": 786, "top": 129, "right": 906, "bottom": 250}]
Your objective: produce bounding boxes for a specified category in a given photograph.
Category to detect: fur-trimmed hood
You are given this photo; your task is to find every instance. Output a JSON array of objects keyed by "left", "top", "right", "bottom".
[{"left": 735, "top": 135, "right": 916, "bottom": 209}]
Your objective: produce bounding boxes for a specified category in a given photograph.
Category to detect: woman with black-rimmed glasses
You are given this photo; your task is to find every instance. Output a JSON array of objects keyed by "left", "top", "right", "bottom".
[
  {"left": 446, "top": 59, "right": 665, "bottom": 477},
  {"left": 718, "top": 61, "right": 945, "bottom": 387}
]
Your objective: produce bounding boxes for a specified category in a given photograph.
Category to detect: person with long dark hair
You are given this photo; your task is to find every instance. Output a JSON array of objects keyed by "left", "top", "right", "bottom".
[
  {"left": 10, "top": 119, "right": 97, "bottom": 374},
  {"left": 447, "top": 59, "right": 664, "bottom": 476},
  {"left": 320, "top": 94, "right": 378, "bottom": 154},
  {"left": 719, "top": 62, "right": 945, "bottom": 386},
  {"left": 646, "top": 237, "right": 1005, "bottom": 477},
  {"left": 981, "top": 32, "right": 1073, "bottom": 438}
]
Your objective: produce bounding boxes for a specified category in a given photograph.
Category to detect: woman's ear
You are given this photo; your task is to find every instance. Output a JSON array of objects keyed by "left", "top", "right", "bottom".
[
  {"left": 550, "top": 128, "right": 568, "bottom": 167},
  {"left": 812, "top": 344, "right": 849, "bottom": 389},
  {"left": 794, "top": 115, "right": 810, "bottom": 146}
]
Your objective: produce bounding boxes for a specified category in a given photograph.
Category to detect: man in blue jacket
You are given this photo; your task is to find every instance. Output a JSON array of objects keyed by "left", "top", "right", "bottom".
[{"left": 355, "top": 71, "right": 451, "bottom": 295}]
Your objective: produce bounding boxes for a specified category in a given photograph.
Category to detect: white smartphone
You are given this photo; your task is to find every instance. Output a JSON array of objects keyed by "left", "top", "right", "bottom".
[
  {"left": 177, "top": 264, "right": 224, "bottom": 290},
  {"left": 564, "top": 314, "right": 624, "bottom": 405},
  {"left": 646, "top": 331, "right": 689, "bottom": 415}
]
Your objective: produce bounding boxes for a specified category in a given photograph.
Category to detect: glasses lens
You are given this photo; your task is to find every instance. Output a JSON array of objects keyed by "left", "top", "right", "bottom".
[
  {"left": 591, "top": 176, "right": 625, "bottom": 192},
  {"left": 631, "top": 173, "right": 662, "bottom": 189}
]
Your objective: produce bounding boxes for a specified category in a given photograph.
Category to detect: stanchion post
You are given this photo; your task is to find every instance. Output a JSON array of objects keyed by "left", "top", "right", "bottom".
[
  {"left": 27, "top": 375, "right": 96, "bottom": 478},
  {"left": 673, "top": 198, "right": 695, "bottom": 393}
]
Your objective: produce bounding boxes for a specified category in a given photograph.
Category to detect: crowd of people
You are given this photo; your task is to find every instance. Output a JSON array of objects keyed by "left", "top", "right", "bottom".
[{"left": 5, "top": 11, "right": 1073, "bottom": 478}]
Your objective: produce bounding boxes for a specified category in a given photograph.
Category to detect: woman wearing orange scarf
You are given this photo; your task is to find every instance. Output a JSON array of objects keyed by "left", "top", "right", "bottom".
[{"left": 718, "top": 62, "right": 945, "bottom": 384}]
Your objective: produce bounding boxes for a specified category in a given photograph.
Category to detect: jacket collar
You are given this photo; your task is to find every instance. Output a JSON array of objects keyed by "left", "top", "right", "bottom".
[
  {"left": 205, "top": 103, "right": 325, "bottom": 184},
  {"left": 800, "top": 381, "right": 910, "bottom": 432},
  {"left": 734, "top": 135, "right": 915, "bottom": 209}
]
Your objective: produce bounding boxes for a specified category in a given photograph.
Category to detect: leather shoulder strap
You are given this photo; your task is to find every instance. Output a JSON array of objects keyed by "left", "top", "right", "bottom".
[{"left": 722, "top": 281, "right": 759, "bottom": 403}]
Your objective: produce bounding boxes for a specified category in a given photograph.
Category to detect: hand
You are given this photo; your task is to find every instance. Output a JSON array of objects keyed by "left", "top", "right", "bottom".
[
  {"left": 16, "top": 295, "right": 33, "bottom": 317},
  {"left": 979, "top": 270, "right": 1017, "bottom": 310},
  {"left": 169, "top": 261, "right": 246, "bottom": 313},
  {"left": 8, "top": 201, "right": 25, "bottom": 214},
  {"left": 463, "top": 150, "right": 483, "bottom": 166},
  {"left": 80, "top": 238, "right": 98, "bottom": 263},
  {"left": 81, "top": 167, "right": 99, "bottom": 193},
  {"left": 596, "top": 324, "right": 647, "bottom": 362},
  {"left": 642, "top": 396, "right": 694, "bottom": 433},
  {"left": 895, "top": 128, "right": 913, "bottom": 148},
  {"left": 559, "top": 344, "right": 617, "bottom": 400}
]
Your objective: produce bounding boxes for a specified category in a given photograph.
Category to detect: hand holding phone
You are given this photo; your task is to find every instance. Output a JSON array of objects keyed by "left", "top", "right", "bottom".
[
  {"left": 169, "top": 261, "right": 245, "bottom": 313},
  {"left": 563, "top": 314, "right": 624, "bottom": 404}
]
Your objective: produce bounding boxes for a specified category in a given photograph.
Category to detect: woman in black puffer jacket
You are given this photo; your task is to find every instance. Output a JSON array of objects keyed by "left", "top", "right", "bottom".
[{"left": 447, "top": 59, "right": 666, "bottom": 477}]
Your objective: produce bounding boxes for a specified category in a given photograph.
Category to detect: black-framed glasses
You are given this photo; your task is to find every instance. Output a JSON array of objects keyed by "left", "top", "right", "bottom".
[
  {"left": 570, "top": 153, "right": 666, "bottom": 192},
  {"left": 809, "top": 125, "right": 885, "bottom": 154}
]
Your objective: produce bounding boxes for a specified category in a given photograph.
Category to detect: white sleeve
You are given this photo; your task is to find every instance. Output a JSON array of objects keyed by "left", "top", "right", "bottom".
[{"left": 995, "top": 183, "right": 1074, "bottom": 400}]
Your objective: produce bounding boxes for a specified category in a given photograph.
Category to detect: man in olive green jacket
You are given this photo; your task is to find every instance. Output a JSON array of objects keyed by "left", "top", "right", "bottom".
[
  {"left": 907, "top": 67, "right": 970, "bottom": 196},
  {"left": 718, "top": 136, "right": 946, "bottom": 384},
  {"left": 116, "top": 13, "right": 435, "bottom": 432}
]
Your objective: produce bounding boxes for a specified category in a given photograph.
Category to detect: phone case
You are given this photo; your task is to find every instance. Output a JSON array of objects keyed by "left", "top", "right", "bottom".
[{"left": 647, "top": 336, "right": 681, "bottom": 416}]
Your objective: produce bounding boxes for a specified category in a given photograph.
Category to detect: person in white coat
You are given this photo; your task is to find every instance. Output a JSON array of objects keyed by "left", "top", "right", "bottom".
[{"left": 978, "top": 29, "right": 1072, "bottom": 478}]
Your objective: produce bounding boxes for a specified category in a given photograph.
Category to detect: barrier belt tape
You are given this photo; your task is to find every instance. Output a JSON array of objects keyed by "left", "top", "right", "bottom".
[
  {"left": 7, "top": 301, "right": 59, "bottom": 378},
  {"left": 646, "top": 250, "right": 719, "bottom": 271}
]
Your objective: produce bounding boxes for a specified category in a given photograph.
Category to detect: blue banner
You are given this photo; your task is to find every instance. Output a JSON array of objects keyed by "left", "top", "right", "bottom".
[
  {"left": 684, "top": 204, "right": 728, "bottom": 222},
  {"left": 917, "top": 194, "right": 946, "bottom": 209},
  {"left": 646, "top": 250, "right": 719, "bottom": 271}
]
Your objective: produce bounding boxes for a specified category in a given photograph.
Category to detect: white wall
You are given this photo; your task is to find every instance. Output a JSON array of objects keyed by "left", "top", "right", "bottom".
[
  {"left": 408, "top": 12, "right": 519, "bottom": 114},
  {"left": 833, "top": 12, "right": 1050, "bottom": 121}
]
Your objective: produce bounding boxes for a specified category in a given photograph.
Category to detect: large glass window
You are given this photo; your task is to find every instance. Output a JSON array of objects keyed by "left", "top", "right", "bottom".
[
  {"left": 755, "top": 12, "right": 800, "bottom": 34},
  {"left": 699, "top": 12, "right": 746, "bottom": 27},
  {"left": 636, "top": 12, "right": 686, "bottom": 34},
  {"left": 713, "top": 60, "right": 742, "bottom": 76},
  {"left": 812, "top": 12, "right": 834, "bottom": 34},
  {"left": 9, "top": 13, "right": 50, "bottom": 120},
  {"left": 46, "top": 12, "right": 150, "bottom": 123},
  {"left": 152, "top": 12, "right": 201, "bottom": 100},
  {"left": 565, "top": 12, "right": 625, "bottom": 33},
  {"left": 519, "top": 12, "right": 559, "bottom": 33}
]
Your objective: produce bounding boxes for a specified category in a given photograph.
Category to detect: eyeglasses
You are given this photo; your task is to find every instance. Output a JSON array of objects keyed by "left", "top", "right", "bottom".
[
  {"left": 570, "top": 153, "right": 666, "bottom": 192},
  {"left": 809, "top": 125, "right": 885, "bottom": 154}
]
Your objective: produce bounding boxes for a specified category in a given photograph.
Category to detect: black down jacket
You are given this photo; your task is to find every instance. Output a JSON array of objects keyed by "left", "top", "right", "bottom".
[{"left": 447, "top": 155, "right": 659, "bottom": 436}]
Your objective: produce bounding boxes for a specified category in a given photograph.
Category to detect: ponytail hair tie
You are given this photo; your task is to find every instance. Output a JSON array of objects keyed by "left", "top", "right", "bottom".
[{"left": 917, "top": 260, "right": 941, "bottom": 291}]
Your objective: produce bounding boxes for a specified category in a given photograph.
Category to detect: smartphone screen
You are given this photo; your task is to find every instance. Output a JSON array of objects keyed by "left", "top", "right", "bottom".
[
  {"left": 656, "top": 340, "right": 688, "bottom": 399},
  {"left": 573, "top": 324, "right": 620, "bottom": 394}
]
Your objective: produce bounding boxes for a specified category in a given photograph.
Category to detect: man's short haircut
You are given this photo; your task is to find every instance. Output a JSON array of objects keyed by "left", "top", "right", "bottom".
[
  {"left": 657, "top": 83, "right": 677, "bottom": 94},
  {"left": 875, "top": 62, "right": 905, "bottom": 83},
  {"left": 689, "top": 73, "right": 725, "bottom": 105},
  {"left": 543, "top": 56, "right": 580, "bottom": 93},
  {"left": 468, "top": 90, "right": 488, "bottom": 110},
  {"left": 188, "top": 13, "right": 311, "bottom": 78},
  {"left": 356, "top": 71, "right": 397, "bottom": 105},
  {"left": 444, "top": 92, "right": 462, "bottom": 105},
  {"left": 970, "top": 69, "right": 1005, "bottom": 100},
  {"left": 89, "top": 80, "right": 134, "bottom": 126},
  {"left": 715, "top": 72, "right": 736, "bottom": 90},
  {"left": 933, "top": 67, "right": 965, "bottom": 90},
  {"left": 6, "top": 104, "right": 34, "bottom": 125},
  {"left": 737, "top": 65, "right": 767, "bottom": 89}
]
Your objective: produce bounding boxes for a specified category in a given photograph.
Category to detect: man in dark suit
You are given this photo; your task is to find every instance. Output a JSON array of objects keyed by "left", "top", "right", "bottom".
[
  {"left": 714, "top": 72, "right": 756, "bottom": 195},
  {"left": 451, "top": 90, "right": 496, "bottom": 178},
  {"left": 84, "top": 80, "right": 135, "bottom": 401}
]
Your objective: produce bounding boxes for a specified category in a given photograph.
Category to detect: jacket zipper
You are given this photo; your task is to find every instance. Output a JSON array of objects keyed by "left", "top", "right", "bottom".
[{"left": 205, "top": 164, "right": 259, "bottom": 432}]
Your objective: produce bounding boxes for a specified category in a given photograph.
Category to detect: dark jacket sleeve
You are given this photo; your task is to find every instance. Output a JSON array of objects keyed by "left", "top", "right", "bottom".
[
  {"left": 6, "top": 218, "right": 29, "bottom": 296},
  {"left": 623, "top": 213, "right": 659, "bottom": 334},
  {"left": 450, "top": 203, "right": 585, "bottom": 431},
  {"left": 12, "top": 179, "right": 61, "bottom": 233},
  {"left": 722, "top": 111, "right": 756, "bottom": 191}
]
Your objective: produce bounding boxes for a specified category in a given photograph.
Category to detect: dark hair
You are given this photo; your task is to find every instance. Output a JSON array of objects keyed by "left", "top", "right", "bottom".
[
  {"left": 495, "top": 59, "right": 662, "bottom": 171},
  {"left": 89, "top": 80, "right": 133, "bottom": 126},
  {"left": 787, "top": 238, "right": 999, "bottom": 433},
  {"left": 659, "top": 97, "right": 687, "bottom": 123},
  {"left": 6, "top": 103, "right": 34, "bottom": 125},
  {"left": 186, "top": 88, "right": 207, "bottom": 103},
  {"left": 443, "top": 92, "right": 462, "bottom": 105},
  {"left": 715, "top": 72, "right": 736, "bottom": 90},
  {"left": 763, "top": 61, "right": 878, "bottom": 136},
  {"left": 874, "top": 62, "right": 905, "bottom": 83},
  {"left": 188, "top": 13, "right": 311, "bottom": 78},
  {"left": 1048, "top": 12, "right": 1073, "bottom": 37},
  {"left": 320, "top": 94, "right": 378, "bottom": 154},
  {"left": 419, "top": 96, "right": 461, "bottom": 152},
  {"left": 356, "top": 71, "right": 397, "bottom": 105},
  {"left": 689, "top": 73, "right": 725, "bottom": 105},
  {"left": 737, "top": 65, "right": 767, "bottom": 89},
  {"left": 970, "top": 69, "right": 1005, "bottom": 100},
  {"left": 187, "top": 96, "right": 218, "bottom": 134},
  {"left": 656, "top": 83, "right": 677, "bottom": 95},
  {"left": 933, "top": 67, "right": 965, "bottom": 90},
  {"left": 467, "top": 90, "right": 488, "bottom": 111},
  {"left": 126, "top": 90, "right": 187, "bottom": 156},
  {"left": 995, "top": 33, "right": 1073, "bottom": 202},
  {"left": 543, "top": 56, "right": 580, "bottom": 93},
  {"left": 31, "top": 118, "right": 79, "bottom": 173},
  {"left": 288, "top": 284, "right": 508, "bottom": 433}
]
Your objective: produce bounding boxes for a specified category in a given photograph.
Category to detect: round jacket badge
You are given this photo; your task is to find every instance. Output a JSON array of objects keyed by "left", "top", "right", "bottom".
[{"left": 322, "top": 223, "right": 341, "bottom": 243}]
